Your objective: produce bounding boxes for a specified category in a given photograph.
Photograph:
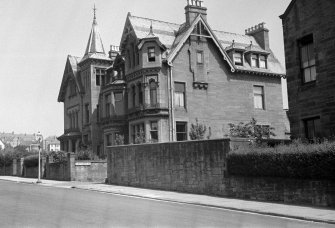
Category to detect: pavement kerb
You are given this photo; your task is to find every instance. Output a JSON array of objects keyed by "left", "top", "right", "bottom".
[
  {"left": 70, "top": 186, "right": 335, "bottom": 225},
  {"left": 1, "top": 177, "right": 335, "bottom": 225}
]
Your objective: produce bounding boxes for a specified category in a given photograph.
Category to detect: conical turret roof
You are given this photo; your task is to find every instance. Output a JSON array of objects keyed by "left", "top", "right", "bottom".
[
  {"left": 84, "top": 17, "right": 105, "bottom": 55},
  {"left": 81, "top": 6, "right": 110, "bottom": 62}
]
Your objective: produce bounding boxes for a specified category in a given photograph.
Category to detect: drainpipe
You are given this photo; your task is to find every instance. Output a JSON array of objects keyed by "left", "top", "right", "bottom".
[{"left": 167, "top": 61, "right": 175, "bottom": 141}]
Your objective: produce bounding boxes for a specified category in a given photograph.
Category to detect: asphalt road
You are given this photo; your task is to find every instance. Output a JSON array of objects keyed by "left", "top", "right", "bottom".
[{"left": 0, "top": 181, "right": 333, "bottom": 228}]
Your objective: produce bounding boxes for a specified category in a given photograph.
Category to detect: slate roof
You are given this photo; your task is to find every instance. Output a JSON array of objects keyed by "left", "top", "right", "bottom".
[
  {"left": 125, "top": 14, "right": 285, "bottom": 76},
  {"left": 81, "top": 16, "right": 110, "bottom": 63}
]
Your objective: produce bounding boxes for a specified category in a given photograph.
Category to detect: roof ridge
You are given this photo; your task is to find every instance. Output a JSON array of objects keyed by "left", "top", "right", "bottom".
[
  {"left": 212, "top": 29, "right": 251, "bottom": 38},
  {"left": 130, "top": 14, "right": 180, "bottom": 26}
]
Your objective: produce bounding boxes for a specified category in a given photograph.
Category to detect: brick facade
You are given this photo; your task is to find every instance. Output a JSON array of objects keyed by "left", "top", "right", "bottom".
[
  {"left": 281, "top": 0, "right": 335, "bottom": 139},
  {"left": 58, "top": 1, "right": 289, "bottom": 157}
]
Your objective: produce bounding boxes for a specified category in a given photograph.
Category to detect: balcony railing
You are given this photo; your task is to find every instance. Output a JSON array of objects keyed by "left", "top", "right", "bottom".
[{"left": 128, "top": 103, "right": 167, "bottom": 114}]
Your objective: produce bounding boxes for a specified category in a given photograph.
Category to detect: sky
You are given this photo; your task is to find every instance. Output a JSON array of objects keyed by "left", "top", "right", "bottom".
[{"left": 0, "top": 0, "right": 291, "bottom": 137}]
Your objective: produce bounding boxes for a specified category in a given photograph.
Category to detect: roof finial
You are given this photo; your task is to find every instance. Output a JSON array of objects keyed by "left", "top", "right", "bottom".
[
  {"left": 93, "top": 4, "right": 97, "bottom": 20},
  {"left": 150, "top": 21, "right": 153, "bottom": 34}
]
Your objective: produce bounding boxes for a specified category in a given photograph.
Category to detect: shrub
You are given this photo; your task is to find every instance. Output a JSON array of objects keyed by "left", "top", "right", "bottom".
[
  {"left": 50, "top": 151, "right": 67, "bottom": 163},
  {"left": 189, "top": 118, "right": 207, "bottom": 140},
  {"left": 76, "top": 146, "right": 94, "bottom": 160},
  {"left": 228, "top": 118, "right": 275, "bottom": 141},
  {"left": 228, "top": 140, "right": 335, "bottom": 180},
  {"left": 23, "top": 154, "right": 39, "bottom": 168}
]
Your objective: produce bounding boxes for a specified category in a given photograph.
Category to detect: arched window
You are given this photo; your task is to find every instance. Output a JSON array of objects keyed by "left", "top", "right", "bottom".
[{"left": 150, "top": 80, "right": 157, "bottom": 106}]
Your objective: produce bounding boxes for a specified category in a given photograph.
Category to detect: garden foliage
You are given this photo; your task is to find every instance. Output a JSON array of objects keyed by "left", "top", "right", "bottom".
[{"left": 228, "top": 139, "right": 335, "bottom": 180}]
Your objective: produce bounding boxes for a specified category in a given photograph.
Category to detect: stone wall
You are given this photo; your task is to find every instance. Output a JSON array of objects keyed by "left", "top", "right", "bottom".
[
  {"left": 281, "top": 0, "right": 335, "bottom": 138},
  {"left": 106, "top": 139, "right": 335, "bottom": 208},
  {"left": 107, "top": 139, "right": 229, "bottom": 193},
  {"left": 0, "top": 164, "right": 13, "bottom": 176},
  {"left": 75, "top": 161, "right": 107, "bottom": 182},
  {"left": 45, "top": 153, "right": 107, "bottom": 182}
]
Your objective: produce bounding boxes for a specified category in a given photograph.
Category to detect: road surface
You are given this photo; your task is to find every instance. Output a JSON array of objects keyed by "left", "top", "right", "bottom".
[{"left": 0, "top": 180, "right": 332, "bottom": 227}]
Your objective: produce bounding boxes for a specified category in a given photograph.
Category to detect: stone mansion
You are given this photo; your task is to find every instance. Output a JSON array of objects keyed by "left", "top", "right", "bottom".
[{"left": 58, "top": 1, "right": 289, "bottom": 156}]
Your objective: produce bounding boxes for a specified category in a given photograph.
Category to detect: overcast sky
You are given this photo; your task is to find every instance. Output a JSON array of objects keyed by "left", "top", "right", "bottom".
[{"left": 0, "top": 0, "right": 291, "bottom": 137}]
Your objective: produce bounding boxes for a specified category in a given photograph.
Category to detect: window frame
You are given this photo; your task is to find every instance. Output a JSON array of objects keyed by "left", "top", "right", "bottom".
[
  {"left": 149, "top": 80, "right": 157, "bottom": 106},
  {"left": 148, "top": 47, "right": 156, "bottom": 62},
  {"left": 304, "top": 117, "right": 321, "bottom": 140},
  {"left": 174, "top": 82, "right": 186, "bottom": 108},
  {"left": 176, "top": 121, "right": 188, "bottom": 141},
  {"left": 299, "top": 34, "right": 316, "bottom": 84},
  {"left": 251, "top": 54, "right": 259, "bottom": 68},
  {"left": 233, "top": 51, "right": 243, "bottom": 66},
  {"left": 150, "top": 121, "right": 158, "bottom": 142},
  {"left": 196, "top": 51, "right": 204, "bottom": 65},
  {"left": 253, "top": 85, "right": 265, "bottom": 110}
]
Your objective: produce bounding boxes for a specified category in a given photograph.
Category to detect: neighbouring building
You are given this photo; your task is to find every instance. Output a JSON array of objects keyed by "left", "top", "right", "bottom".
[
  {"left": 44, "top": 136, "right": 61, "bottom": 152},
  {"left": 280, "top": 0, "right": 335, "bottom": 139},
  {"left": 0, "top": 139, "right": 5, "bottom": 150},
  {"left": 0, "top": 131, "right": 43, "bottom": 151},
  {"left": 58, "top": 1, "right": 289, "bottom": 157}
]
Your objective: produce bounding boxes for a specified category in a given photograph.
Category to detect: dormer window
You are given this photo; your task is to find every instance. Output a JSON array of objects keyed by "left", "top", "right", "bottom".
[
  {"left": 251, "top": 54, "right": 259, "bottom": 67},
  {"left": 148, "top": 47, "right": 155, "bottom": 62},
  {"left": 233, "top": 52, "right": 243, "bottom": 66},
  {"left": 250, "top": 54, "right": 267, "bottom": 69},
  {"left": 259, "top": 55, "right": 267, "bottom": 69}
]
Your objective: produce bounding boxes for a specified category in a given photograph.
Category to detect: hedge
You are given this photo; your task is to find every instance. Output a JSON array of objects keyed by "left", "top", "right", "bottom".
[
  {"left": 23, "top": 154, "right": 39, "bottom": 168},
  {"left": 228, "top": 140, "right": 335, "bottom": 180}
]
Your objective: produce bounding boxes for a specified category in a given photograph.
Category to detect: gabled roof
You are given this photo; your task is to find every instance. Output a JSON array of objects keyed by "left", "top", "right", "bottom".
[
  {"left": 167, "top": 15, "right": 235, "bottom": 71},
  {"left": 279, "top": 0, "right": 297, "bottom": 19},
  {"left": 122, "top": 13, "right": 285, "bottom": 77},
  {"left": 57, "top": 55, "right": 82, "bottom": 102}
]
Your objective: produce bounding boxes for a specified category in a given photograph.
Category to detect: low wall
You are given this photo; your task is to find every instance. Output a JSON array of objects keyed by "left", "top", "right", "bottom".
[
  {"left": 107, "top": 139, "right": 229, "bottom": 193},
  {"left": 24, "top": 166, "right": 38, "bottom": 178},
  {"left": 106, "top": 139, "right": 335, "bottom": 208},
  {"left": 0, "top": 164, "right": 13, "bottom": 176},
  {"left": 45, "top": 153, "right": 107, "bottom": 182},
  {"left": 75, "top": 161, "right": 107, "bottom": 182},
  {"left": 226, "top": 176, "right": 335, "bottom": 207}
]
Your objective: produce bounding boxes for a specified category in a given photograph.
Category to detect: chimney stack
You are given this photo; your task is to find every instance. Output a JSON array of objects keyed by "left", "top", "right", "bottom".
[
  {"left": 185, "top": 0, "right": 207, "bottom": 25},
  {"left": 245, "top": 22, "right": 270, "bottom": 51}
]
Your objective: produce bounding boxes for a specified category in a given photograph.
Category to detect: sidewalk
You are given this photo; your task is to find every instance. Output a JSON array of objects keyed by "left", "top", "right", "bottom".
[{"left": 1, "top": 176, "right": 334, "bottom": 225}]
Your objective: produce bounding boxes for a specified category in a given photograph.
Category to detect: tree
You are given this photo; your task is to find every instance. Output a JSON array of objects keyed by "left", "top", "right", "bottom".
[
  {"left": 189, "top": 118, "right": 207, "bottom": 140},
  {"left": 228, "top": 118, "right": 276, "bottom": 141}
]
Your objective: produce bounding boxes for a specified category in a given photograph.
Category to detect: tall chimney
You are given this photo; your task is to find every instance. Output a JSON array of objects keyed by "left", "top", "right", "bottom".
[
  {"left": 185, "top": 0, "right": 207, "bottom": 25},
  {"left": 245, "top": 22, "right": 270, "bottom": 51}
]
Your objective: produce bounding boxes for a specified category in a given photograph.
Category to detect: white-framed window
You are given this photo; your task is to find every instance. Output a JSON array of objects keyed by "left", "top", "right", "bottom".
[
  {"left": 148, "top": 47, "right": 155, "bottom": 62},
  {"left": 251, "top": 54, "right": 259, "bottom": 67},
  {"left": 259, "top": 55, "right": 267, "bottom": 69},
  {"left": 197, "top": 51, "right": 204, "bottom": 64},
  {"left": 233, "top": 52, "right": 243, "bottom": 66},
  {"left": 253, "top": 85, "right": 265, "bottom": 110},
  {"left": 174, "top": 82, "right": 185, "bottom": 108}
]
